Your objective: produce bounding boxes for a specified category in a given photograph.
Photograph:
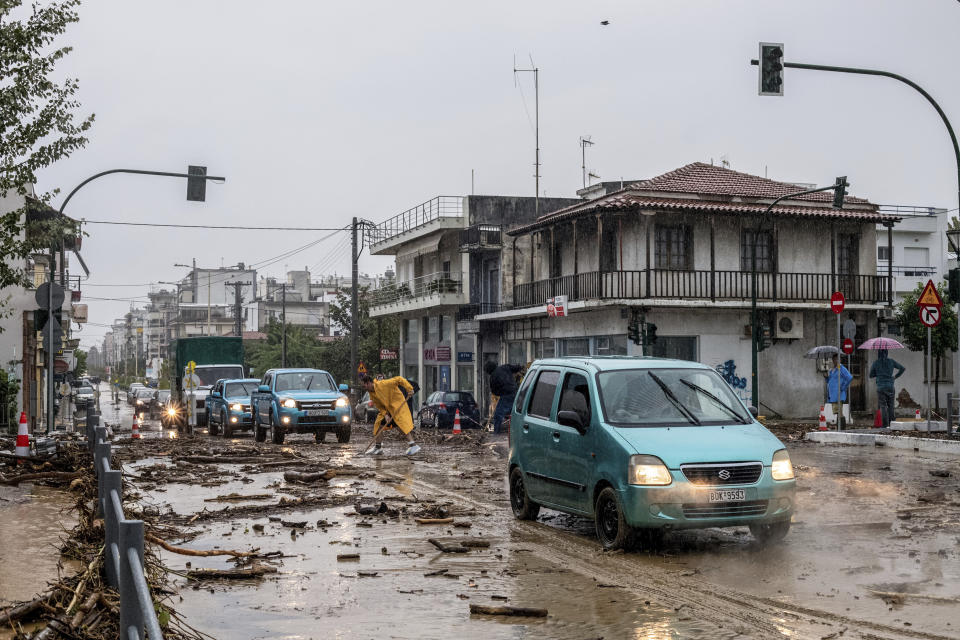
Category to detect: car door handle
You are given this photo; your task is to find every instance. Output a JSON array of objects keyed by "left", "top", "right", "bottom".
[
  {"left": 522, "top": 423, "right": 529, "bottom": 432},
  {"left": 552, "top": 431, "right": 560, "bottom": 441}
]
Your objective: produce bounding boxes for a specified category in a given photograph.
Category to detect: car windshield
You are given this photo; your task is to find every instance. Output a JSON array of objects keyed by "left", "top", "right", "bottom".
[
  {"left": 136, "top": 389, "right": 153, "bottom": 398},
  {"left": 274, "top": 372, "right": 335, "bottom": 393},
  {"left": 195, "top": 367, "right": 244, "bottom": 386},
  {"left": 443, "top": 392, "right": 475, "bottom": 404},
  {"left": 78, "top": 387, "right": 94, "bottom": 395},
  {"left": 157, "top": 391, "right": 170, "bottom": 403},
  {"left": 597, "top": 367, "right": 751, "bottom": 427},
  {"left": 225, "top": 382, "right": 258, "bottom": 397}
]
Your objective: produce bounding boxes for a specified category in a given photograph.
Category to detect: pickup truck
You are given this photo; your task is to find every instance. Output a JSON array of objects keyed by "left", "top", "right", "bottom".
[
  {"left": 250, "top": 368, "right": 351, "bottom": 444},
  {"left": 206, "top": 378, "right": 260, "bottom": 437}
]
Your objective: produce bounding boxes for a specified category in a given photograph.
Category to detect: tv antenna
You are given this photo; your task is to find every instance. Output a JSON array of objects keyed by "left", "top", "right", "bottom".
[
  {"left": 580, "top": 136, "right": 595, "bottom": 189},
  {"left": 514, "top": 54, "right": 540, "bottom": 216}
]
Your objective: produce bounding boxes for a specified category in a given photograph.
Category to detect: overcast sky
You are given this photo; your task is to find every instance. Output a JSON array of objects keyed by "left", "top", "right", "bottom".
[{"left": 37, "top": 0, "right": 960, "bottom": 349}]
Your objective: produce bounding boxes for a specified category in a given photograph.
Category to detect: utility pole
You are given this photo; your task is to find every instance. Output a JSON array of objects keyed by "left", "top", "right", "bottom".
[
  {"left": 281, "top": 283, "right": 287, "bottom": 367},
  {"left": 206, "top": 271, "right": 212, "bottom": 336},
  {"left": 226, "top": 282, "right": 248, "bottom": 337},
  {"left": 514, "top": 59, "right": 540, "bottom": 216},
  {"left": 351, "top": 217, "right": 359, "bottom": 396},
  {"left": 46, "top": 247, "right": 55, "bottom": 433}
]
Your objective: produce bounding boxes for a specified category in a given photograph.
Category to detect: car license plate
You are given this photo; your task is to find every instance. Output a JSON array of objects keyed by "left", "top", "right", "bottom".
[
  {"left": 708, "top": 489, "right": 746, "bottom": 503},
  {"left": 305, "top": 409, "right": 330, "bottom": 417}
]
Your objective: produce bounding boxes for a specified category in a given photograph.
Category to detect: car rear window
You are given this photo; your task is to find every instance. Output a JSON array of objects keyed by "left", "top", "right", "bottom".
[
  {"left": 527, "top": 370, "right": 560, "bottom": 418},
  {"left": 443, "top": 392, "right": 474, "bottom": 404}
]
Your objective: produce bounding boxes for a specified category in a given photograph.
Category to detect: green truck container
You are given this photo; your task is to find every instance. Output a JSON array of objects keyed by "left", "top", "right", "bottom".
[{"left": 171, "top": 337, "right": 245, "bottom": 429}]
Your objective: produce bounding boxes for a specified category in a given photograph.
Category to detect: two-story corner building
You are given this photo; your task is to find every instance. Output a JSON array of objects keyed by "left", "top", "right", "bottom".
[
  {"left": 367, "top": 195, "right": 578, "bottom": 409},
  {"left": 478, "top": 162, "right": 902, "bottom": 419}
]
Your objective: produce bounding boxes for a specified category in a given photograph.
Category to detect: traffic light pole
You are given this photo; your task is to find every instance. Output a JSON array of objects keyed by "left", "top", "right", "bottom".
[{"left": 750, "top": 183, "right": 847, "bottom": 409}]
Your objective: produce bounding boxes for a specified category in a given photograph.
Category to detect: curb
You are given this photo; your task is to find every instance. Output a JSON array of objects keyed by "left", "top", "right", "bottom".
[{"left": 805, "top": 430, "right": 960, "bottom": 454}]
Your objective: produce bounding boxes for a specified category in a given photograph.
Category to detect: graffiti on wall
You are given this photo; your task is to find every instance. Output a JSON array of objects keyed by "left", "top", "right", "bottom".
[{"left": 714, "top": 359, "right": 749, "bottom": 402}]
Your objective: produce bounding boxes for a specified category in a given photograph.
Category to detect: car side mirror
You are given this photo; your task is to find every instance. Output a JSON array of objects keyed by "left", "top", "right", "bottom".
[
  {"left": 258, "top": 385, "right": 270, "bottom": 393},
  {"left": 210, "top": 391, "right": 220, "bottom": 398},
  {"left": 557, "top": 410, "right": 586, "bottom": 433},
  {"left": 748, "top": 405, "right": 759, "bottom": 418},
  {"left": 339, "top": 384, "right": 349, "bottom": 392}
]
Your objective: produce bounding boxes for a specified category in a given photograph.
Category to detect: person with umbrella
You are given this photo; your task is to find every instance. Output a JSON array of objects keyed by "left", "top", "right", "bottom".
[
  {"left": 826, "top": 353, "right": 853, "bottom": 429},
  {"left": 869, "top": 348, "right": 906, "bottom": 428}
]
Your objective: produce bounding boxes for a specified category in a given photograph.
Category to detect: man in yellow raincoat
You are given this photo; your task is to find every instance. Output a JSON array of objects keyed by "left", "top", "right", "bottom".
[{"left": 362, "top": 374, "right": 420, "bottom": 456}]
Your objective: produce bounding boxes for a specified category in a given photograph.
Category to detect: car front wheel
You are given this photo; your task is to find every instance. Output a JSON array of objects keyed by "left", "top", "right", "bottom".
[
  {"left": 222, "top": 411, "right": 233, "bottom": 438},
  {"left": 749, "top": 520, "right": 790, "bottom": 545},
  {"left": 253, "top": 409, "right": 266, "bottom": 443},
  {"left": 509, "top": 467, "right": 540, "bottom": 520},
  {"left": 270, "top": 412, "right": 285, "bottom": 445},
  {"left": 595, "top": 487, "right": 634, "bottom": 551}
]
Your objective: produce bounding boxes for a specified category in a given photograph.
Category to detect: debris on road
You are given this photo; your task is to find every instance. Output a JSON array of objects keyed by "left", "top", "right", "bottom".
[
  {"left": 186, "top": 565, "right": 278, "bottom": 580},
  {"left": 468, "top": 604, "right": 548, "bottom": 618}
]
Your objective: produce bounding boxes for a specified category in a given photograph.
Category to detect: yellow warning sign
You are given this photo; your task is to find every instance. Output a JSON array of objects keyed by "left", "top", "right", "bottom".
[
  {"left": 357, "top": 362, "right": 367, "bottom": 375},
  {"left": 917, "top": 279, "right": 943, "bottom": 307}
]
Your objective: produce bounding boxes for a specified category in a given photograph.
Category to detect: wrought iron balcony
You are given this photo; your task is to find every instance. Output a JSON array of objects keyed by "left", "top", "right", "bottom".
[
  {"left": 459, "top": 224, "right": 502, "bottom": 251},
  {"left": 513, "top": 270, "right": 891, "bottom": 309},
  {"left": 367, "top": 196, "right": 463, "bottom": 248},
  {"left": 370, "top": 271, "right": 464, "bottom": 307}
]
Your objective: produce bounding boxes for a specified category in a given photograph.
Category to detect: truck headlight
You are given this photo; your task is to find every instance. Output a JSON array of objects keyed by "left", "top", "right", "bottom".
[
  {"left": 282, "top": 398, "right": 297, "bottom": 408},
  {"left": 628, "top": 455, "right": 672, "bottom": 486},
  {"left": 335, "top": 396, "right": 348, "bottom": 408},
  {"left": 167, "top": 408, "right": 177, "bottom": 417},
  {"left": 771, "top": 449, "right": 794, "bottom": 480},
  {"left": 231, "top": 403, "right": 243, "bottom": 412}
]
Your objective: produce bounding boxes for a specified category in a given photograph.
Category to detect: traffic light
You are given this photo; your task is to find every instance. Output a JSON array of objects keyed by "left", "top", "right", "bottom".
[
  {"left": 645, "top": 323, "right": 658, "bottom": 345},
  {"left": 758, "top": 42, "right": 784, "bottom": 96},
  {"left": 187, "top": 165, "right": 207, "bottom": 202},
  {"left": 832, "top": 176, "right": 848, "bottom": 209},
  {"left": 627, "top": 322, "right": 641, "bottom": 345},
  {"left": 949, "top": 268, "right": 960, "bottom": 303}
]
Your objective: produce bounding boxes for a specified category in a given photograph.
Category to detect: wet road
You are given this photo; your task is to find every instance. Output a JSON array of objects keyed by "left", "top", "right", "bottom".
[{"left": 99, "top": 395, "right": 960, "bottom": 639}]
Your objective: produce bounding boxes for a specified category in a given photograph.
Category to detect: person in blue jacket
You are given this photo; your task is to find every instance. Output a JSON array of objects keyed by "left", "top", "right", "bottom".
[
  {"left": 869, "top": 348, "right": 906, "bottom": 428},
  {"left": 827, "top": 353, "right": 853, "bottom": 428}
]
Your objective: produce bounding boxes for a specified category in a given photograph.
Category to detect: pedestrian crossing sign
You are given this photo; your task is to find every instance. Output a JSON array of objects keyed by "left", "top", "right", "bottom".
[
  {"left": 917, "top": 279, "right": 943, "bottom": 307},
  {"left": 357, "top": 362, "right": 367, "bottom": 375}
]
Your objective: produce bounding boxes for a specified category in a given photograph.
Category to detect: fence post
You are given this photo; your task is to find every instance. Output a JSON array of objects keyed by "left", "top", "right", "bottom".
[
  {"left": 118, "top": 519, "right": 145, "bottom": 640},
  {"left": 948, "top": 393, "right": 954, "bottom": 433},
  {"left": 102, "top": 470, "right": 122, "bottom": 588}
]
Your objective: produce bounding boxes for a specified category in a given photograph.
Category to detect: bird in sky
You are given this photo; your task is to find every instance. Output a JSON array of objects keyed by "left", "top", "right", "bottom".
[{"left": 600, "top": 20, "right": 610, "bottom": 25}]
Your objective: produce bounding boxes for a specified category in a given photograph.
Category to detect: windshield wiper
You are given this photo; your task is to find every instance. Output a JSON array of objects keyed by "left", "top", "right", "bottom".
[
  {"left": 306, "top": 376, "right": 313, "bottom": 391},
  {"left": 647, "top": 372, "right": 700, "bottom": 425},
  {"left": 678, "top": 378, "right": 748, "bottom": 424}
]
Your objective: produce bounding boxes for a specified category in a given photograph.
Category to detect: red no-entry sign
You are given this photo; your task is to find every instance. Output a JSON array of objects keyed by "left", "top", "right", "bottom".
[
  {"left": 842, "top": 338, "right": 854, "bottom": 354},
  {"left": 830, "top": 291, "right": 845, "bottom": 314}
]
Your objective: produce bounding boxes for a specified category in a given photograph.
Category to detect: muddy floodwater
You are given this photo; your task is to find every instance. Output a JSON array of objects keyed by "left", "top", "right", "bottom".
[{"left": 100, "top": 398, "right": 960, "bottom": 640}]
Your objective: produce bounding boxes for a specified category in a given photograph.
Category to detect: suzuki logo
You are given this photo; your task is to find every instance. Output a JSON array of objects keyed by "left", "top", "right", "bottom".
[{"left": 717, "top": 469, "right": 731, "bottom": 480}]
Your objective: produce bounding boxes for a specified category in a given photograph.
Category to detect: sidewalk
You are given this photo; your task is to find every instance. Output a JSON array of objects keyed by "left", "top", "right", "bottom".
[{"left": 806, "top": 428, "right": 960, "bottom": 453}]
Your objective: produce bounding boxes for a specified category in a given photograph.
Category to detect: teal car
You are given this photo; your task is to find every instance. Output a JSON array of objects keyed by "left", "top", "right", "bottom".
[
  {"left": 250, "top": 368, "right": 352, "bottom": 445},
  {"left": 207, "top": 378, "right": 259, "bottom": 437},
  {"left": 508, "top": 357, "right": 796, "bottom": 550}
]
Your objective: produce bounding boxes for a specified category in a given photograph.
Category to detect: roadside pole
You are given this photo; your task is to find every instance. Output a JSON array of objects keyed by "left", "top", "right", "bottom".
[
  {"left": 916, "top": 279, "right": 943, "bottom": 431},
  {"left": 927, "top": 327, "right": 932, "bottom": 431}
]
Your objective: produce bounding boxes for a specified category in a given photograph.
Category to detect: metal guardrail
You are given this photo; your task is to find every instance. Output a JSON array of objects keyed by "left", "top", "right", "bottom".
[
  {"left": 876, "top": 204, "right": 945, "bottom": 217},
  {"left": 876, "top": 264, "right": 938, "bottom": 276},
  {"left": 367, "top": 196, "right": 463, "bottom": 245},
  {"left": 85, "top": 406, "right": 163, "bottom": 640},
  {"left": 370, "top": 271, "right": 464, "bottom": 306}
]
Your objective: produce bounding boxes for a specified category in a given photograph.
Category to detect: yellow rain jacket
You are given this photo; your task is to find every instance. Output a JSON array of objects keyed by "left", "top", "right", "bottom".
[{"left": 371, "top": 376, "right": 415, "bottom": 436}]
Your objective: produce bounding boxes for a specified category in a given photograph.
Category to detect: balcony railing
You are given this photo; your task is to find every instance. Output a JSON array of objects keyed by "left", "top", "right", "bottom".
[
  {"left": 459, "top": 224, "right": 502, "bottom": 251},
  {"left": 513, "top": 270, "right": 891, "bottom": 309},
  {"left": 877, "top": 264, "right": 938, "bottom": 276},
  {"left": 371, "top": 271, "right": 464, "bottom": 307},
  {"left": 457, "top": 303, "right": 504, "bottom": 321},
  {"left": 368, "top": 196, "right": 463, "bottom": 246}
]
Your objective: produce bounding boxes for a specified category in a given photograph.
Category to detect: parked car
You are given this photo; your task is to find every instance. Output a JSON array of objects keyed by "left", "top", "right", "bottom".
[
  {"left": 417, "top": 391, "right": 481, "bottom": 429},
  {"left": 74, "top": 385, "right": 95, "bottom": 409},
  {"left": 133, "top": 388, "right": 156, "bottom": 417},
  {"left": 158, "top": 391, "right": 183, "bottom": 429},
  {"left": 151, "top": 390, "right": 170, "bottom": 419},
  {"left": 250, "top": 368, "right": 351, "bottom": 444},
  {"left": 508, "top": 356, "right": 796, "bottom": 551},
  {"left": 127, "top": 383, "right": 145, "bottom": 405},
  {"left": 206, "top": 378, "right": 260, "bottom": 437},
  {"left": 354, "top": 392, "right": 379, "bottom": 423}
]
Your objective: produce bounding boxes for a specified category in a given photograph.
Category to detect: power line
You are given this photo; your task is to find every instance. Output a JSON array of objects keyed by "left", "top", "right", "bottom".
[{"left": 82, "top": 219, "right": 352, "bottom": 231}]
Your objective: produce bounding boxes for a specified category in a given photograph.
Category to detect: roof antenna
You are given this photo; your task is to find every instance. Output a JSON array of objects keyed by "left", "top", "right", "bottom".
[
  {"left": 514, "top": 55, "right": 540, "bottom": 217},
  {"left": 579, "top": 136, "right": 594, "bottom": 189},
  {"left": 720, "top": 154, "right": 730, "bottom": 169}
]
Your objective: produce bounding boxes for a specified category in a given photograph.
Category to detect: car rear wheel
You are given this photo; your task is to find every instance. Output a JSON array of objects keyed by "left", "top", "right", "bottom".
[
  {"left": 749, "top": 520, "right": 790, "bottom": 545},
  {"left": 595, "top": 487, "right": 634, "bottom": 551},
  {"left": 270, "top": 412, "right": 285, "bottom": 445},
  {"left": 509, "top": 467, "right": 540, "bottom": 521}
]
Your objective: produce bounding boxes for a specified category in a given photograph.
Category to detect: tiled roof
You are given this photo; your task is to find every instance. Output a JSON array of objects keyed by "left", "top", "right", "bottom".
[{"left": 509, "top": 162, "right": 897, "bottom": 235}]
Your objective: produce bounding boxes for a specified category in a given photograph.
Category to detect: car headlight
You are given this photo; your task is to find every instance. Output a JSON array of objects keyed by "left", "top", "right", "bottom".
[
  {"left": 167, "top": 408, "right": 177, "bottom": 416},
  {"left": 771, "top": 449, "right": 795, "bottom": 480},
  {"left": 628, "top": 454, "right": 672, "bottom": 486},
  {"left": 282, "top": 398, "right": 297, "bottom": 408},
  {"left": 231, "top": 403, "right": 243, "bottom": 412},
  {"left": 335, "top": 396, "right": 348, "bottom": 408},
  {"left": 136, "top": 400, "right": 143, "bottom": 405}
]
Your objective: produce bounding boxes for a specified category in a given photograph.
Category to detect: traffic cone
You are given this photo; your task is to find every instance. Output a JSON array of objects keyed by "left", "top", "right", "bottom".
[
  {"left": 873, "top": 410, "right": 883, "bottom": 428},
  {"left": 452, "top": 409, "right": 462, "bottom": 435},
  {"left": 15, "top": 412, "right": 30, "bottom": 458},
  {"left": 818, "top": 406, "right": 827, "bottom": 431},
  {"left": 915, "top": 408, "right": 921, "bottom": 421},
  {"left": 131, "top": 415, "right": 141, "bottom": 439}
]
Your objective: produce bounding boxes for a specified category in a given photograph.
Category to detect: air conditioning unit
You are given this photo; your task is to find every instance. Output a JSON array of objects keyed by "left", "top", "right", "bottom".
[
  {"left": 775, "top": 312, "right": 803, "bottom": 339},
  {"left": 878, "top": 307, "right": 895, "bottom": 320}
]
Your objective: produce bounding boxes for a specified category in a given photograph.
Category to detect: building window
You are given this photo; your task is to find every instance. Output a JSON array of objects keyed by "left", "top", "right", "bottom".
[
  {"left": 655, "top": 224, "right": 693, "bottom": 270},
  {"left": 457, "top": 365, "right": 474, "bottom": 392},
  {"left": 533, "top": 339, "right": 555, "bottom": 360},
  {"left": 650, "top": 336, "right": 698, "bottom": 362},
  {"left": 596, "top": 334, "right": 628, "bottom": 355},
  {"left": 877, "top": 245, "right": 891, "bottom": 261},
  {"left": 507, "top": 341, "right": 526, "bottom": 365},
  {"left": 403, "top": 318, "right": 419, "bottom": 343},
  {"left": 559, "top": 337, "right": 590, "bottom": 356},
  {"left": 838, "top": 233, "right": 860, "bottom": 275},
  {"left": 740, "top": 228, "right": 775, "bottom": 273}
]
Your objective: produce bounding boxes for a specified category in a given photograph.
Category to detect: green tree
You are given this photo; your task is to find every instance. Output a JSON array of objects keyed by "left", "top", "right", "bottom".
[
  {"left": 0, "top": 0, "right": 94, "bottom": 313},
  {"left": 895, "top": 280, "right": 958, "bottom": 409},
  {"left": 244, "top": 319, "right": 325, "bottom": 376},
  {"left": 327, "top": 286, "right": 400, "bottom": 384},
  {"left": 74, "top": 347, "right": 86, "bottom": 376}
]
